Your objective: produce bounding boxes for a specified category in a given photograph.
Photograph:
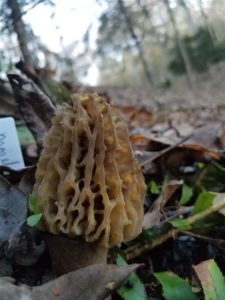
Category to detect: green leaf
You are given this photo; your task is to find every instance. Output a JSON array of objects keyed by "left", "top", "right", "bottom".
[
  {"left": 27, "top": 213, "right": 42, "bottom": 227},
  {"left": 196, "top": 162, "right": 205, "bottom": 170},
  {"left": 154, "top": 272, "right": 199, "bottom": 300},
  {"left": 7, "top": 59, "right": 13, "bottom": 72},
  {"left": 192, "top": 191, "right": 216, "bottom": 215},
  {"left": 180, "top": 184, "right": 193, "bottom": 205},
  {"left": 16, "top": 125, "right": 35, "bottom": 146},
  {"left": 193, "top": 259, "right": 225, "bottom": 300},
  {"left": 148, "top": 181, "right": 160, "bottom": 194},
  {"left": 169, "top": 218, "right": 191, "bottom": 229},
  {"left": 28, "top": 194, "right": 40, "bottom": 214},
  {"left": 116, "top": 255, "right": 147, "bottom": 300}
]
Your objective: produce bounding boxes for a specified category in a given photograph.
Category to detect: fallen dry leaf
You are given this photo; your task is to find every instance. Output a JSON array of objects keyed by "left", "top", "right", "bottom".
[
  {"left": 5, "top": 222, "right": 45, "bottom": 266},
  {"left": 143, "top": 180, "right": 183, "bottom": 229},
  {"left": 0, "top": 264, "right": 140, "bottom": 300},
  {"left": 213, "top": 193, "right": 225, "bottom": 216},
  {"left": 7, "top": 74, "right": 56, "bottom": 150},
  {"left": 32, "top": 263, "right": 140, "bottom": 300},
  {"left": 0, "top": 175, "right": 27, "bottom": 242},
  {"left": 193, "top": 259, "right": 225, "bottom": 300}
]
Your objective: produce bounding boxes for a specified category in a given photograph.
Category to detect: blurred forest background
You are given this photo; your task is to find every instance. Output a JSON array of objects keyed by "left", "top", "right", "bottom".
[{"left": 1, "top": 0, "right": 225, "bottom": 110}]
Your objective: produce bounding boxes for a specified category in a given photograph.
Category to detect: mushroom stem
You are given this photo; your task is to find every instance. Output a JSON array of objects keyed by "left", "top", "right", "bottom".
[{"left": 42, "top": 233, "right": 108, "bottom": 276}]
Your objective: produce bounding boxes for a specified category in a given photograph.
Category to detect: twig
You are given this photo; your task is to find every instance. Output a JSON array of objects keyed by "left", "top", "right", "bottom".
[
  {"left": 159, "top": 206, "right": 193, "bottom": 227},
  {"left": 180, "top": 230, "right": 225, "bottom": 247},
  {"left": 124, "top": 197, "right": 225, "bottom": 260},
  {"left": 140, "top": 134, "right": 192, "bottom": 167}
]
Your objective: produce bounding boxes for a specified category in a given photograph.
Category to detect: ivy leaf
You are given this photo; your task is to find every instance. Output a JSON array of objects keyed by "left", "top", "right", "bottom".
[
  {"left": 116, "top": 255, "right": 147, "bottom": 300},
  {"left": 27, "top": 213, "right": 42, "bottom": 227},
  {"left": 154, "top": 272, "right": 199, "bottom": 300}
]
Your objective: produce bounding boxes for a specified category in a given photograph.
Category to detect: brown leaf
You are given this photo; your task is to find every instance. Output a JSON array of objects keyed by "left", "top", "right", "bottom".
[
  {"left": 188, "top": 123, "right": 221, "bottom": 150},
  {"left": 0, "top": 165, "right": 35, "bottom": 197},
  {"left": 146, "top": 124, "right": 220, "bottom": 160},
  {"left": 193, "top": 259, "right": 213, "bottom": 286},
  {"left": 0, "top": 264, "right": 140, "bottom": 300},
  {"left": 32, "top": 263, "right": 140, "bottom": 300},
  {"left": 143, "top": 180, "right": 183, "bottom": 229},
  {"left": 0, "top": 175, "right": 27, "bottom": 242},
  {"left": 5, "top": 222, "right": 45, "bottom": 266},
  {"left": 7, "top": 74, "right": 56, "bottom": 150}
]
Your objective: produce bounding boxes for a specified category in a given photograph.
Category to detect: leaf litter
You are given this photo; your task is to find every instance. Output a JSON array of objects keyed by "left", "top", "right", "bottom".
[{"left": 0, "top": 75, "right": 225, "bottom": 299}]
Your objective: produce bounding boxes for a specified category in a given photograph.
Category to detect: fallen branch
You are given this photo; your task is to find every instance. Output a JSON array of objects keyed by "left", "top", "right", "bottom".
[
  {"left": 140, "top": 134, "right": 192, "bottom": 167},
  {"left": 180, "top": 230, "right": 225, "bottom": 247},
  {"left": 124, "top": 197, "right": 225, "bottom": 260}
]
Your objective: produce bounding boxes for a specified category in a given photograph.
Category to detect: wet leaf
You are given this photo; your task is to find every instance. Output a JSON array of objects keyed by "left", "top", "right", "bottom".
[
  {"left": 116, "top": 255, "right": 147, "bottom": 300},
  {"left": 154, "top": 272, "right": 199, "bottom": 300},
  {"left": 193, "top": 259, "right": 225, "bottom": 300}
]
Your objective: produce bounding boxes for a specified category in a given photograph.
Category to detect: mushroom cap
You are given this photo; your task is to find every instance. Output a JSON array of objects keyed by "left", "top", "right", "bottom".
[{"left": 33, "top": 93, "right": 146, "bottom": 247}]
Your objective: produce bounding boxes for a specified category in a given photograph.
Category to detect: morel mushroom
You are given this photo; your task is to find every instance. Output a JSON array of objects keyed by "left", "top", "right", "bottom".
[{"left": 33, "top": 93, "right": 146, "bottom": 248}]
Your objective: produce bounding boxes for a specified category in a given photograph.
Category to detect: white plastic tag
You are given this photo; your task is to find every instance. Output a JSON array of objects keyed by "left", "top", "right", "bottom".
[{"left": 0, "top": 117, "right": 25, "bottom": 170}]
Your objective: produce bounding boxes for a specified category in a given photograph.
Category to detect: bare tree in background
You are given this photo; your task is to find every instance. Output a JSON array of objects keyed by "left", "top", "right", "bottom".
[
  {"left": 117, "top": 0, "right": 155, "bottom": 86},
  {"left": 6, "top": 0, "right": 38, "bottom": 66},
  {"left": 178, "top": 0, "right": 197, "bottom": 34},
  {"left": 162, "top": 0, "right": 195, "bottom": 87},
  {"left": 197, "top": 0, "right": 216, "bottom": 42}
]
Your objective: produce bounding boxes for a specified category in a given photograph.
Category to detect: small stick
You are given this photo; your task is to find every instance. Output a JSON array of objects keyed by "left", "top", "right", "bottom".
[
  {"left": 180, "top": 230, "right": 225, "bottom": 247},
  {"left": 140, "top": 134, "right": 192, "bottom": 167},
  {"left": 124, "top": 197, "right": 225, "bottom": 260}
]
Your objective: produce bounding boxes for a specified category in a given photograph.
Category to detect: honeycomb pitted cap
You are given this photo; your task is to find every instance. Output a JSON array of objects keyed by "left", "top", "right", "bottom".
[{"left": 33, "top": 93, "right": 146, "bottom": 247}]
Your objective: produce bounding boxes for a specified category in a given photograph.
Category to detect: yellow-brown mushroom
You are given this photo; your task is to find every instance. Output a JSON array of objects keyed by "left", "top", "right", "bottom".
[{"left": 33, "top": 93, "right": 146, "bottom": 249}]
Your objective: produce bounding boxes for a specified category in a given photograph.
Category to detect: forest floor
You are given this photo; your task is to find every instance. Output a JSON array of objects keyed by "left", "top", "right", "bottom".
[
  {"left": 92, "top": 65, "right": 225, "bottom": 109},
  {"left": 0, "top": 67, "right": 225, "bottom": 299}
]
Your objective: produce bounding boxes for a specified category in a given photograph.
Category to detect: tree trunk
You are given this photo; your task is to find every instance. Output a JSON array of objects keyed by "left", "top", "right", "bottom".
[
  {"left": 198, "top": 0, "right": 216, "bottom": 43},
  {"left": 7, "top": 0, "right": 36, "bottom": 65},
  {"left": 117, "top": 0, "right": 155, "bottom": 86},
  {"left": 163, "top": 0, "right": 195, "bottom": 88},
  {"left": 178, "top": 0, "right": 197, "bottom": 34}
]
